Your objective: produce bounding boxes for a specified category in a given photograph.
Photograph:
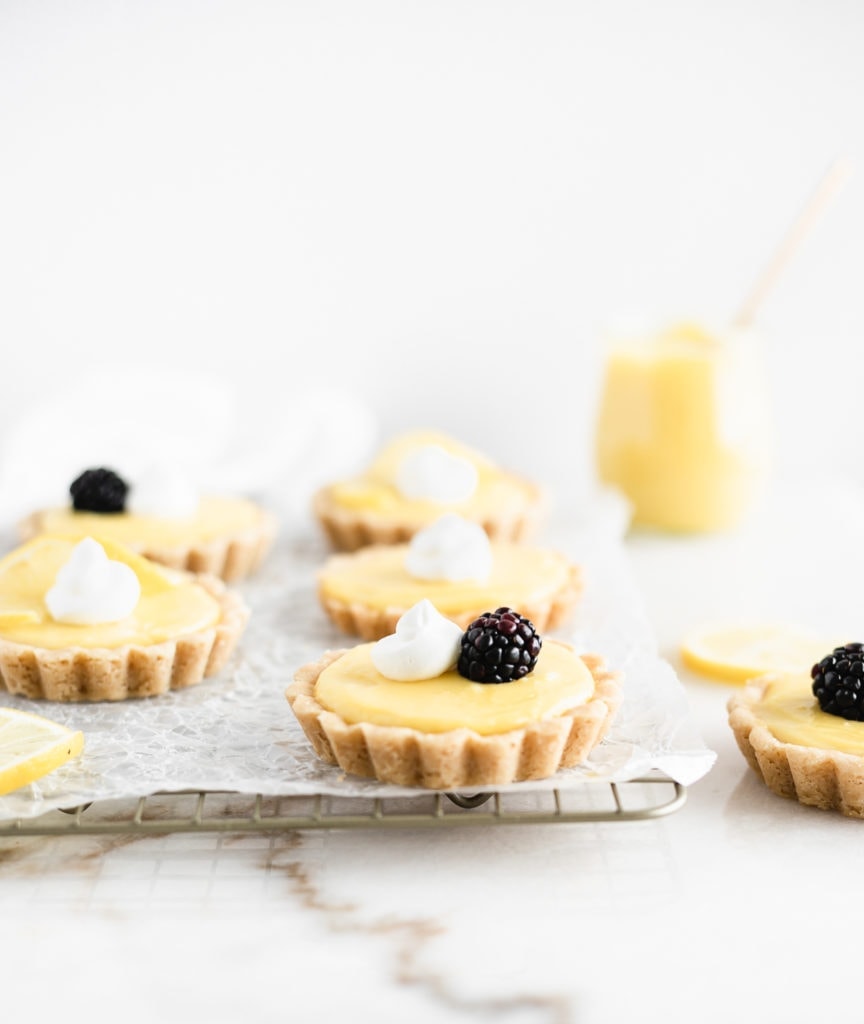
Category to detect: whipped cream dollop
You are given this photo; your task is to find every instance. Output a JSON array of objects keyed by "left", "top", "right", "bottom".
[
  {"left": 45, "top": 538, "right": 141, "bottom": 625},
  {"left": 128, "top": 465, "right": 199, "bottom": 518},
  {"left": 405, "top": 514, "right": 493, "bottom": 582},
  {"left": 371, "top": 599, "right": 463, "bottom": 681},
  {"left": 395, "top": 445, "right": 478, "bottom": 504}
]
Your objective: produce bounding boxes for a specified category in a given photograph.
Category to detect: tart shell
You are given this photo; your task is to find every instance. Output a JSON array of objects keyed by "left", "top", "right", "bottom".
[
  {"left": 20, "top": 510, "right": 278, "bottom": 584},
  {"left": 286, "top": 648, "right": 620, "bottom": 789},
  {"left": 312, "top": 484, "right": 544, "bottom": 552},
  {"left": 0, "top": 576, "right": 249, "bottom": 702},
  {"left": 318, "top": 552, "right": 583, "bottom": 640},
  {"left": 728, "top": 677, "right": 864, "bottom": 818}
]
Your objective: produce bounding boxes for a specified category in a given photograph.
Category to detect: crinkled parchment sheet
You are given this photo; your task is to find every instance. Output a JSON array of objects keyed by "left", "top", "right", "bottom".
[{"left": 0, "top": 515, "right": 715, "bottom": 820}]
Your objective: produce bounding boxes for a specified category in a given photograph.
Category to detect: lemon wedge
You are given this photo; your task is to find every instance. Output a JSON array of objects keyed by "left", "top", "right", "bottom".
[
  {"left": 680, "top": 624, "right": 837, "bottom": 684},
  {"left": 0, "top": 707, "right": 84, "bottom": 796},
  {"left": 0, "top": 611, "right": 41, "bottom": 628}
]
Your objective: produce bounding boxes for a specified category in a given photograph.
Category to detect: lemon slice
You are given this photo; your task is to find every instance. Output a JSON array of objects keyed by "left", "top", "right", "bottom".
[
  {"left": 680, "top": 624, "right": 837, "bottom": 684},
  {"left": 0, "top": 707, "right": 84, "bottom": 796},
  {"left": 0, "top": 611, "right": 41, "bottom": 628}
]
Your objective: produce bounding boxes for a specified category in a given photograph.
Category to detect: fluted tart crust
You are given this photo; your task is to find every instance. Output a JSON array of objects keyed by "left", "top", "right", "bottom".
[
  {"left": 312, "top": 485, "right": 543, "bottom": 553},
  {"left": 318, "top": 555, "right": 583, "bottom": 641},
  {"left": 728, "top": 678, "right": 864, "bottom": 818},
  {"left": 0, "top": 575, "right": 249, "bottom": 702},
  {"left": 287, "top": 649, "right": 620, "bottom": 790},
  {"left": 21, "top": 509, "right": 278, "bottom": 584}
]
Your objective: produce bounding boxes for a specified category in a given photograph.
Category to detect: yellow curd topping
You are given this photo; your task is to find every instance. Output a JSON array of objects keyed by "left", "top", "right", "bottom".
[
  {"left": 319, "top": 544, "right": 572, "bottom": 615},
  {"left": 37, "top": 496, "right": 263, "bottom": 547},
  {"left": 0, "top": 536, "right": 220, "bottom": 650},
  {"left": 327, "top": 432, "right": 534, "bottom": 525},
  {"left": 753, "top": 675, "right": 864, "bottom": 755},
  {"left": 595, "top": 322, "right": 767, "bottom": 532},
  {"left": 315, "top": 639, "right": 594, "bottom": 735}
]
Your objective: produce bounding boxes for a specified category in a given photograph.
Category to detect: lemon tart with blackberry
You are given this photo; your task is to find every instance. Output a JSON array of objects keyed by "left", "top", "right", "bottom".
[
  {"left": 729, "top": 642, "right": 864, "bottom": 817},
  {"left": 288, "top": 601, "right": 619, "bottom": 789}
]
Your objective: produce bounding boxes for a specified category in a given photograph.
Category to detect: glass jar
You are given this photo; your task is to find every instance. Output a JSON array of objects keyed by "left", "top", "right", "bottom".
[{"left": 594, "top": 320, "right": 770, "bottom": 532}]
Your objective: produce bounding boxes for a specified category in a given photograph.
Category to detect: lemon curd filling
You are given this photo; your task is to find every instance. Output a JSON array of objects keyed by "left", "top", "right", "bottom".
[
  {"left": 0, "top": 537, "right": 220, "bottom": 650},
  {"left": 319, "top": 544, "right": 572, "bottom": 615},
  {"left": 327, "top": 432, "right": 535, "bottom": 525},
  {"left": 37, "top": 496, "right": 263, "bottom": 547},
  {"left": 315, "top": 640, "right": 594, "bottom": 735},
  {"left": 755, "top": 674, "right": 864, "bottom": 755}
]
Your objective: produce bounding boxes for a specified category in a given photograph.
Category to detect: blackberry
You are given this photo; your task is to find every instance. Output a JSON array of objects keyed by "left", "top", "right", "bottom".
[
  {"left": 457, "top": 607, "right": 542, "bottom": 684},
  {"left": 69, "top": 468, "right": 129, "bottom": 513},
  {"left": 811, "top": 643, "right": 864, "bottom": 720}
]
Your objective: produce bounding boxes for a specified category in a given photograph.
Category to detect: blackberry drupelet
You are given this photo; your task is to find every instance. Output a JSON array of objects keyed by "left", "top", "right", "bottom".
[
  {"left": 457, "top": 607, "right": 542, "bottom": 684},
  {"left": 69, "top": 468, "right": 129, "bottom": 514},
  {"left": 811, "top": 643, "right": 864, "bottom": 720}
]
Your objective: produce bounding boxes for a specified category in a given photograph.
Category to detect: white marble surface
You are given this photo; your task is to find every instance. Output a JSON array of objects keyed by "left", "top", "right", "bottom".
[{"left": 2, "top": 485, "right": 862, "bottom": 1024}]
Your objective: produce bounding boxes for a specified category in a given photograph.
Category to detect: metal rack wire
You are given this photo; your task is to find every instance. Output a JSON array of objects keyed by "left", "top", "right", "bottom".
[{"left": 0, "top": 776, "right": 685, "bottom": 837}]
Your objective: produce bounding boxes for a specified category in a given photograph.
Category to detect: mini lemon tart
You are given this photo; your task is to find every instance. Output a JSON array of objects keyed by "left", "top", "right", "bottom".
[
  {"left": 729, "top": 648, "right": 864, "bottom": 818},
  {"left": 23, "top": 467, "right": 277, "bottom": 583},
  {"left": 313, "top": 432, "right": 543, "bottom": 551},
  {"left": 319, "top": 541, "right": 581, "bottom": 640},
  {"left": 287, "top": 603, "right": 619, "bottom": 789},
  {"left": 0, "top": 536, "right": 248, "bottom": 702}
]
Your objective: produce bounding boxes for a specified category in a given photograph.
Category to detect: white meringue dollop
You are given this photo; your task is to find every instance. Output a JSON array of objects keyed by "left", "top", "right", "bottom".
[
  {"left": 395, "top": 445, "right": 478, "bottom": 504},
  {"left": 405, "top": 514, "right": 493, "bottom": 582},
  {"left": 128, "top": 465, "right": 200, "bottom": 518},
  {"left": 45, "top": 538, "right": 141, "bottom": 625},
  {"left": 371, "top": 599, "right": 463, "bottom": 682}
]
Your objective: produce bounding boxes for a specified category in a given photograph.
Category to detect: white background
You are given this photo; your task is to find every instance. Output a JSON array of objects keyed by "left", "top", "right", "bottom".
[{"left": 1, "top": 0, "right": 862, "bottom": 502}]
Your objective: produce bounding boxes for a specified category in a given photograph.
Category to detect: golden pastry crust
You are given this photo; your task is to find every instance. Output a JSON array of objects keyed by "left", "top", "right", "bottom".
[
  {"left": 728, "top": 678, "right": 864, "bottom": 818},
  {"left": 312, "top": 483, "right": 544, "bottom": 552},
  {"left": 286, "top": 648, "right": 620, "bottom": 789},
  {"left": 0, "top": 576, "right": 249, "bottom": 702},
  {"left": 20, "top": 510, "right": 278, "bottom": 584},
  {"left": 318, "top": 552, "right": 583, "bottom": 641}
]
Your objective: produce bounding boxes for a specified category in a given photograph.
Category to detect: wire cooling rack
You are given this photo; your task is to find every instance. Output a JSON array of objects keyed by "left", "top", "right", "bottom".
[{"left": 0, "top": 776, "right": 685, "bottom": 836}]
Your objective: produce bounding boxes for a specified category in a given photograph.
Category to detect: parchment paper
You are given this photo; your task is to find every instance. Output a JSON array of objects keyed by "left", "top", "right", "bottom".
[{"left": 0, "top": 500, "right": 715, "bottom": 820}]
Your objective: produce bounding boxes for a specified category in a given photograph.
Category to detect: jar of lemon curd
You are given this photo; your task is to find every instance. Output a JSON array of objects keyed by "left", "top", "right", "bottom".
[{"left": 594, "top": 320, "right": 770, "bottom": 532}]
